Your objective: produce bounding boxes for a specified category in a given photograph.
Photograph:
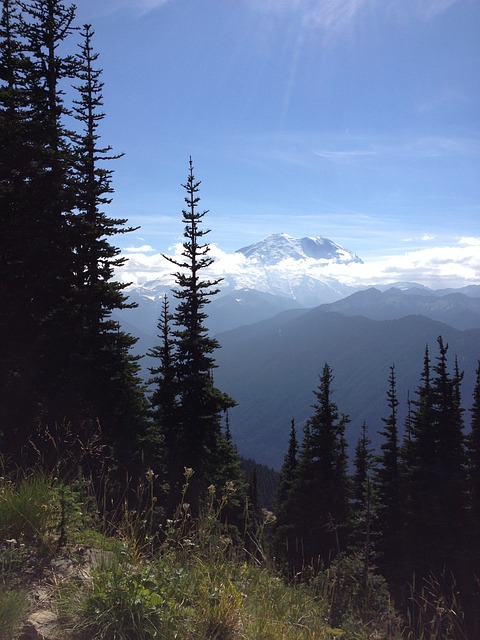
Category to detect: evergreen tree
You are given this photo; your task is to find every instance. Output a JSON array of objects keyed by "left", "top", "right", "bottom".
[
  {"left": 431, "top": 337, "right": 466, "bottom": 568},
  {"left": 276, "top": 418, "right": 298, "bottom": 511},
  {"left": 162, "top": 158, "right": 240, "bottom": 512},
  {"left": 351, "top": 420, "right": 378, "bottom": 597},
  {"left": 0, "top": 0, "right": 77, "bottom": 455},
  {"left": 280, "top": 364, "right": 350, "bottom": 571},
  {"left": 374, "top": 365, "right": 403, "bottom": 592},
  {"left": 403, "top": 338, "right": 466, "bottom": 577},
  {"left": 148, "top": 294, "right": 178, "bottom": 486},
  {"left": 68, "top": 23, "right": 147, "bottom": 465},
  {"left": 0, "top": 0, "right": 40, "bottom": 450},
  {"left": 273, "top": 418, "right": 299, "bottom": 563},
  {"left": 466, "top": 361, "right": 480, "bottom": 635},
  {"left": 0, "top": 5, "right": 146, "bottom": 469},
  {"left": 467, "top": 361, "right": 480, "bottom": 558},
  {"left": 352, "top": 420, "right": 374, "bottom": 509},
  {"left": 401, "top": 345, "right": 436, "bottom": 576}
]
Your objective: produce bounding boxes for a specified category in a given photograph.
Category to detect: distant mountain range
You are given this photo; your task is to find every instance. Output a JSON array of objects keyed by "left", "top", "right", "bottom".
[
  {"left": 126, "top": 233, "right": 362, "bottom": 310},
  {"left": 214, "top": 310, "right": 480, "bottom": 469},
  {"left": 116, "top": 233, "right": 480, "bottom": 469}
]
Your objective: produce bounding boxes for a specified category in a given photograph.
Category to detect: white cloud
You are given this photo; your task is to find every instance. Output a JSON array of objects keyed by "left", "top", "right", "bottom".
[
  {"left": 124, "top": 244, "right": 155, "bottom": 253},
  {"left": 118, "top": 237, "right": 480, "bottom": 291},
  {"left": 320, "top": 238, "right": 480, "bottom": 288}
]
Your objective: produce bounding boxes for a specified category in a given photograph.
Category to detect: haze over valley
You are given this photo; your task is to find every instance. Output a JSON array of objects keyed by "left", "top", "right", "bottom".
[{"left": 117, "top": 233, "right": 480, "bottom": 468}]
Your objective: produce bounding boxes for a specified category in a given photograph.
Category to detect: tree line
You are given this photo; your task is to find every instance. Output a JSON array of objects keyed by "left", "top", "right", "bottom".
[
  {"left": 274, "top": 343, "right": 480, "bottom": 636},
  {"left": 0, "top": 0, "right": 246, "bottom": 517},
  {"left": 2, "top": 1, "right": 480, "bottom": 636}
]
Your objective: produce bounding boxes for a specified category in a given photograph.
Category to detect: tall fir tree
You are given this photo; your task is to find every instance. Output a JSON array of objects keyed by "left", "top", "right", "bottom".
[
  {"left": 374, "top": 364, "right": 403, "bottom": 595},
  {"left": 0, "top": 0, "right": 39, "bottom": 449},
  {"left": 147, "top": 297, "right": 182, "bottom": 517},
  {"left": 273, "top": 418, "right": 299, "bottom": 563},
  {"left": 0, "top": 0, "right": 77, "bottom": 455},
  {"left": 162, "top": 158, "right": 241, "bottom": 512},
  {"left": 351, "top": 420, "right": 378, "bottom": 596},
  {"left": 403, "top": 338, "right": 466, "bottom": 578},
  {"left": 352, "top": 420, "right": 374, "bottom": 511},
  {"left": 69, "top": 23, "right": 146, "bottom": 466},
  {"left": 276, "top": 418, "right": 298, "bottom": 512},
  {"left": 279, "top": 364, "right": 350, "bottom": 571},
  {"left": 430, "top": 337, "right": 466, "bottom": 569},
  {"left": 467, "top": 361, "right": 480, "bottom": 562},
  {"left": 148, "top": 294, "right": 179, "bottom": 492},
  {"left": 401, "top": 344, "right": 436, "bottom": 577},
  {"left": 0, "top": 4, "right": 146, "bottom": 469},
  {"left": 465, "top": 361, "right": 480, "bottom": 636}
]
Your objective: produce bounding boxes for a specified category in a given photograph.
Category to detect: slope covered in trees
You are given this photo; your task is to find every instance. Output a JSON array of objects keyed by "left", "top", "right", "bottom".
[
  {"left": 273, "top": 339, "right": 480, "bottom": 637},
  {"left": 0, "top": 0, "right": 147, "bottom": 471}
]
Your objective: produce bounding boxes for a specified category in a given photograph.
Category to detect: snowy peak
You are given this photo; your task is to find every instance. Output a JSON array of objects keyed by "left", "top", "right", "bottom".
[{"left": 236, "top": 233, "right": 363, "bottom": 265}]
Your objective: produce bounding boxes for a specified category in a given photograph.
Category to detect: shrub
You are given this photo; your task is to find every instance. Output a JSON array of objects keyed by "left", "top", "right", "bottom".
[
  {"left": 0, "top": 474, "right": 53, "bottom": 542},
  {"left": 0, "top": 589, "right": 30, "bottom": 640},
  {"left": 73, "top": 557, "right": 190, "bottom": 639},
  {"left": 312, "top": 551, "right": 397, "bottom": 633}
]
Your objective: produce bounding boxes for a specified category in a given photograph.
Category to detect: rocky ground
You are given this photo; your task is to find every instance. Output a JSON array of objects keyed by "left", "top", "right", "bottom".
[{"left": 6, "top": 545, "right": 109, "bottom": 640}]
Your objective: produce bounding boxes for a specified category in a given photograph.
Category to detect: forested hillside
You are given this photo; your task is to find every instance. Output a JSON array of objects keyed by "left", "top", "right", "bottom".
[
  {"left": 215, "top": 309, "right": 480, "bottom": 468},
  {"left": 1, "top": 2, "right": 480, "bottom": 639}
]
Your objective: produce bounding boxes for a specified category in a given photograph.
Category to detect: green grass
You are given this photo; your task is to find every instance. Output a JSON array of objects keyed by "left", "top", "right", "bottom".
[
  {"left": 0, "top": 474, "right": 54, "bottom": 543},
  {"left": 3, "top": 470, "right": 462, "bottom": 639},
  {"left": 52, "top": 475, "right": 400, "bottom": 639},
  {"left": 0, "top": 590, "right": 30, "bottom": 640}
]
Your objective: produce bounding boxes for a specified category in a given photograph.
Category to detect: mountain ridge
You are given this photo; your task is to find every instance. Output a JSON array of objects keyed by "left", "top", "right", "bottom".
[{"left": 214, "top": 311, "right": 480, "bottom": 468}]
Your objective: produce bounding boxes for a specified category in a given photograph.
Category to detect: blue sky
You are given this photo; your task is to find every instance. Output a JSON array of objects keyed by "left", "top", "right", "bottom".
[{"left": 74, "top": 0, "right": 480, "bottom": 288}]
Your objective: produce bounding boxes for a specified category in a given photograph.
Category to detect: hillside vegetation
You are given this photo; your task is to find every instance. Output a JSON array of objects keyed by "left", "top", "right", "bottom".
[{"left": 0, "top": 470, "right": 423, "bottom": 640}]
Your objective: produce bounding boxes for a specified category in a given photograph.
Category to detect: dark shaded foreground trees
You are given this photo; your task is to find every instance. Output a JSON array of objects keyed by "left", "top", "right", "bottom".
[
  {"left": 148, "top": 159, "right": 245, "bottom": 516},
  {"left": 274, "top": 363, "right": 350, "bottom": 573},
  {"left": 274, "top": 340, "right": 479, "bottom": 637},
  {"left": 0, "top": 1, "right": 147, "bottom": 471}
]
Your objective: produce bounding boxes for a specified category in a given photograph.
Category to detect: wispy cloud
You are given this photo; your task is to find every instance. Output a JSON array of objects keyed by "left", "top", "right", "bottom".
[
  {"left": 133, "top": 0, "right": 170, "bottom": 14},
  {"left": 313, "top": 135, "right": 480, "bottom": 163},
  {"left": 247, "top": 0, "right": 463, "bottom": 31},
  {"left": 314, "top": 148, "right": 378, "bottom": 160},
  {"left": 305, "top": 0, "right": 365, "bottom": 31},
  {"left": 247, "top": 0, "right": 366, "bottom": 31},
  {"left": 83, "top": 0, "right": 170, "bottom": 17},
  {"left": 421, "top": 0, "right": 461, "bottom": 19}
]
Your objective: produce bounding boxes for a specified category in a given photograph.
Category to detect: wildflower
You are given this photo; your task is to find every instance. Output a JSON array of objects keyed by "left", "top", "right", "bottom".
[
  {"left": 262, "top": 509, "right": 277, "bottom": 525},
  {"left": 145, "top": 468, "right": 157, "bottom": 482},
  {"left": 207, "top": 484, "right": 216, "bottom": 495},
  {"left": 225, "top": 481, "right": 236, "bottom": 494},
  {"left": 184, "top": 467, "right": 194, "bottom": 479}
]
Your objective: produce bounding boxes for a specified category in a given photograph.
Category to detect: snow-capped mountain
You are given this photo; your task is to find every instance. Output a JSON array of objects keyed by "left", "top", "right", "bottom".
[
  {"left": 219, "top": 233, "right": 362, "bottom": 305},
  {"left": 236, "top": 233, "right": 363, "bottom": 266},
  {"left": 117, "top": 232, "right": 364, "bottom": 348},
  {"left": 126, "top": 233, "right": 363, "bottom": 307}
]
